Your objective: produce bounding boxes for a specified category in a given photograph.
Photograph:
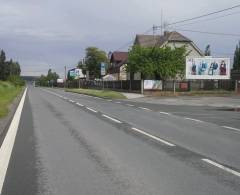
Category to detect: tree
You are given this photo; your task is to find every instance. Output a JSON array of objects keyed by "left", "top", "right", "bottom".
[
  {"left": 233, "top": 41, "right": 240, "bottom": 70},
  {"left": 127, "top": 45, "right": 186, "bottom": 80},
  {"left": 85, "top": 47, "right": 108, "bottom": 79},
  {"left": 204, "top": 44, "right": 211, "bottom": 56},
  {"left": 0, "top": 50, "right": 6, "bottom": 80}
]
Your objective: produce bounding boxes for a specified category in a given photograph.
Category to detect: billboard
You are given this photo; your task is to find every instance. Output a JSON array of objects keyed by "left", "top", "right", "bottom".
[
  {"left": 68, "top": 68, "right": 84, "bottom": 80},
  {"left": 144, "top": 80, "right": 163, "bottom": 90},
  {"left": 186, "top": 57, "right": 230, "bottom": 80},
  {"left": 100, "top": 63, "right": 106, "bottom": 76}
]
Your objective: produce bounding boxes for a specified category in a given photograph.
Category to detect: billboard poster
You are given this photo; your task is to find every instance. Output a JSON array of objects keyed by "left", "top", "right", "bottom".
[
  {"left": 186, "top": 57, "right": 230, "bottom": 80},
  {"left": 144, "top": 80, "right": 163, "bottom": 90},
  {"left": 68, "top": 68, "right": 84, "bottom": 80}
]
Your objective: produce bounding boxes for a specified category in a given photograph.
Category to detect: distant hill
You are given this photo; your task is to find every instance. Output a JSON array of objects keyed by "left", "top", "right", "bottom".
[{"left": 21, "top": 76, "right": 40, "bottom": 81}]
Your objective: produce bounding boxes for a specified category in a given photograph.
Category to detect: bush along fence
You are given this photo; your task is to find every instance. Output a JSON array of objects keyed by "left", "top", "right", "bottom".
[{"left": 65, "top": 79, "right": 237, "bottom": 93}]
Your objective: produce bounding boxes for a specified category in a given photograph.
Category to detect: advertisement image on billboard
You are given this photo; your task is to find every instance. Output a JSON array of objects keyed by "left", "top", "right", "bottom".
[
  {"left": 186, "top": 57, "right": 230, "bottom": 80},
  {"left": 68, "top": 68, "right": 84, "bottom": 80}
]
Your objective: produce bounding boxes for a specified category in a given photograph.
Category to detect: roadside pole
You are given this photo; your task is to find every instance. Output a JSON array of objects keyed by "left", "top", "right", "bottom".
[
  {"left": 141, "top": 79, "right": 144, "bottom": 95},
  {"left": 173, "top": 80, "right": 176, "bottom": 94},
  {"left": 235, "top": 80, "right": 238, "bottom": 93}
]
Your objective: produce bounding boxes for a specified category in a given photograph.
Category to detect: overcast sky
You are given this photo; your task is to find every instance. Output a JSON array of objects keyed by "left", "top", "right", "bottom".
[{"left": 1, "top": 0, "right": 240, "bottom": 77}]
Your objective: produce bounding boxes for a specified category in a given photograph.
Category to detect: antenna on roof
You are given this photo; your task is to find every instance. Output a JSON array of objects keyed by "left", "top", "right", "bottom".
[{"left": 161, "top": 9, "right": 163, "bottom": 35}]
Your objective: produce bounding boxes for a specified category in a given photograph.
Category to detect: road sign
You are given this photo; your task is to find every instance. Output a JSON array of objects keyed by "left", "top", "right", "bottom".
[{"left": 100, "top": 63, "right": 106, "bottom": 76}]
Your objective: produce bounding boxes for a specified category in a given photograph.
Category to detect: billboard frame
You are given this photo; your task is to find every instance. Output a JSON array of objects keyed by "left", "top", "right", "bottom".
[{"left": 185, "top": 57, "right": 230, "bottom": 80}]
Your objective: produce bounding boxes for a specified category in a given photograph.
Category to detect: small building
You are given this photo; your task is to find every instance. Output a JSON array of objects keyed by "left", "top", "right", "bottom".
[
  {"left": 108, "top": 51, "right": 128, "bottom": 80},
  {"left": 107, "top": 31, "right": 204, "bottom": 81}
]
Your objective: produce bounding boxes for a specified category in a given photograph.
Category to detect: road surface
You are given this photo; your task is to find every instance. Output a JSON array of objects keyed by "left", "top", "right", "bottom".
[{"left": 1, "top": 86, "right": 240, "bottom": 194}]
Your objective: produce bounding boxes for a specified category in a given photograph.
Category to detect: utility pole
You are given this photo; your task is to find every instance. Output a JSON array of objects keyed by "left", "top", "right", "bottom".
[
  {"left": 161, "top": 9, "right": 163, "bottom": 35},
  {"left": 64, "top": 66, "right": 67, "bottom": 88}
]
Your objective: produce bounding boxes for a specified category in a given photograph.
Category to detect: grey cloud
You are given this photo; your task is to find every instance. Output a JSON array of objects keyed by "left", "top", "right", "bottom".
[{"left": 0, "top": 0, "right": 239, "bottom": 76}]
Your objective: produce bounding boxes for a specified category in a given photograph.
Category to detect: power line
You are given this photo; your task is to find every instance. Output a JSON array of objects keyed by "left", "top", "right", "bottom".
[
  {"left": 171, "top": 28, "right": 240, "bottom": 37},
  {"left": 155, "top": 4, "right": 240, "bottom": 28},
  {"left": 172, "top": 11, "right": 240, "bottom": 28}
]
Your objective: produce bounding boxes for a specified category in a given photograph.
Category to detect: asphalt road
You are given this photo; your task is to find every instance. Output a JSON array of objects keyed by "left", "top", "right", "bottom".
[{"left": 2, "top": 86, "right": 240, "bottom": 195}]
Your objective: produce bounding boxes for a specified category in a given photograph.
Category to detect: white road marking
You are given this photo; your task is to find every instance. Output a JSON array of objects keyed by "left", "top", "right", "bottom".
[
  {"left": 185, "top": 117, "right": 203, "bottom": 123},
  {"left": 94, "top": 97, "right": 102, "bottom": 100},
  {"left": 159, "top": 112, "right": 171, "bottom": 115},
  {"left": 68, "top": 100, "right": 75, "bottom": 103},
  {"left": 63, "top": 97, "right": 68, "bottom": 100},
  {"left": 131, "top": 127, "right": 175, "bottom": 147},
  {"left": 107, "top": 100, "right": 112, "bottom": 102},
  {"left": 102, "top": 115, "right": 122, "bottom": 123},
  {"left": 115, "top": 102, "right": 121, "bottom": 104},
  {"left": 86, "top": 107, "right": 98, "bottom": 113},
  {"left": 0, "top": 88, "right": 28, "bottom": 194},
  {"left": 139, "top": 107, "right": 151, "bottom": 111},
  {"left": 76, "top": 102, "right": 84, "bottom": 107},
  {"left": 222, "top": 126, "right": 240, "bottom": 132},
  {"left": 126, "top": 104, "right": 134, "bottom": 107},
  {"left": 202, "top": 159, "right": 240, "bottom": 177}
]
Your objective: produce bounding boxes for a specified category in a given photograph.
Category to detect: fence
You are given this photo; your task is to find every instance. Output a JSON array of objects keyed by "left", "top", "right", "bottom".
[{"left": 66, "top": 79, "right": 236, "bottom": 92}]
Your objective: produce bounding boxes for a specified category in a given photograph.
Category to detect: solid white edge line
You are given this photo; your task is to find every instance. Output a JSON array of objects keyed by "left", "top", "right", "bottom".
[
  {"left": 139, "top": 107, "right": 151, "bottom": 111},
  {"left": 222, "top": 126, "right": 240, "bottom": 132},
  {"left": 102, "top": 115, "right": 122, "bottom": 123},
  {"left": 0, "top": 88, "right": 28, "bottom": 194},
  {"left": 86, "top": 107, "right": 98, "bottom": 113},
  {"left": 185, "top": 117, "right": 203, "bottom": 123},
  {"left": 131, "top": 127, "right": 175, "bottom": 147},
  {"left": 202, "top": 159, "right": 240, "bottom": 177},
  {"left": 76, "top": 102, "right": 84, "bottom": 107},
  {"left": 159, "top": 112, "right": 170, "bottom": 115}
]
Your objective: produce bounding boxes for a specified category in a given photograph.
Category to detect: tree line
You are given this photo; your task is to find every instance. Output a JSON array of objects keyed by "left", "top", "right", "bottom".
[
  {"left": 38, "top": 69, "right": 60, "bottom": 86},
  {"left": 0, "top": 49, "right": 24, "bottom": 86}
]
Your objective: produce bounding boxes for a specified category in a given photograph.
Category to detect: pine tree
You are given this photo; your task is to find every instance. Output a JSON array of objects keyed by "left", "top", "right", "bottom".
[
  {"left": 0, "top": 50, "right": 6, "bottom": 80},
  {"left": 233, "top": 41, "right": 240, "bottom": 70}
]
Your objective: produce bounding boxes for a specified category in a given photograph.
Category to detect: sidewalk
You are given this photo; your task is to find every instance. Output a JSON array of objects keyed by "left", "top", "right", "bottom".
[
  {"left": 128, "top": 95, "right": 240, "bottom": 108},
  {"left": 121, "top": 92, "right": 145, "bottom": 99}
]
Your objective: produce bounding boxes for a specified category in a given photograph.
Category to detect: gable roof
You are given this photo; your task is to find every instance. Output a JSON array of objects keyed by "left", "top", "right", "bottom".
[
  {"left": 134, "top": 31, "right": 192, "bottom": 47},
  {"left": 110, "top": 51, "right": 128, "bottom": 63},
  {"left": 134, "top": 31, "right": 203, "bottom": 56}
]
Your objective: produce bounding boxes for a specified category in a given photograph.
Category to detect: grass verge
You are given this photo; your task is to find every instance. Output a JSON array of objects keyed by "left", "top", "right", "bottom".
[
  {"left": 0, "top": 81, "right": 23, "bottom": 118},
  {"left": 66, "top": 88, "right": 126, "bottom": 99}
]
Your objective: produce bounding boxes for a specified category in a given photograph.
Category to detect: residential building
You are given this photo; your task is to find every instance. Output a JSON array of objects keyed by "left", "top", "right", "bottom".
[{"left": 108, "top": 51, "right": 128, "bottom": 80}]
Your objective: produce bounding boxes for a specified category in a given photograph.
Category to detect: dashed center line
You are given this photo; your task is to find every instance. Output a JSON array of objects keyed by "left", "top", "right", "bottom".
[
  {"left": 138, "top": 107, "right": 151, "bottom": 111},
  {"left": 76, "top": 102, "right": 84, "bottom": 107},
  {"left": 159, "top": 112, "right": 171, "bottom": 115},
  {"left": 115, "top": 102, "right": 121, "bottom": 104},
  {"left": 131, "top": 127, "right": 175, "bottom": 147},
  {"left": 102, "top": 114, "right": 122, "bottom": 123},
  {"left": 126, "top": 104, "right": 134, "bottom": 107},
  {"left": 222, "top": 126, "right": 240, "bottom": 132},
  {"left": 86, "top": 107, "right": 98, "bottom": 113},
  {"left": 185, "top": 117, "right": 203, "bottom": 123},
  {"left": 68, "top": 100, "right": 75, "bottom": 103},
  {"left": 202, "top": 159, "right": 240, "bottom": 177}
]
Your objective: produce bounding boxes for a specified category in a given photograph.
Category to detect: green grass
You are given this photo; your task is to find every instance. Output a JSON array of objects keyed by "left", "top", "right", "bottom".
[
  {"left": 0, "top": 81, "right": 23, "bottom": 118},
  {"left": 66, "top": 88, "right": 126, "bottom": 99}
]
